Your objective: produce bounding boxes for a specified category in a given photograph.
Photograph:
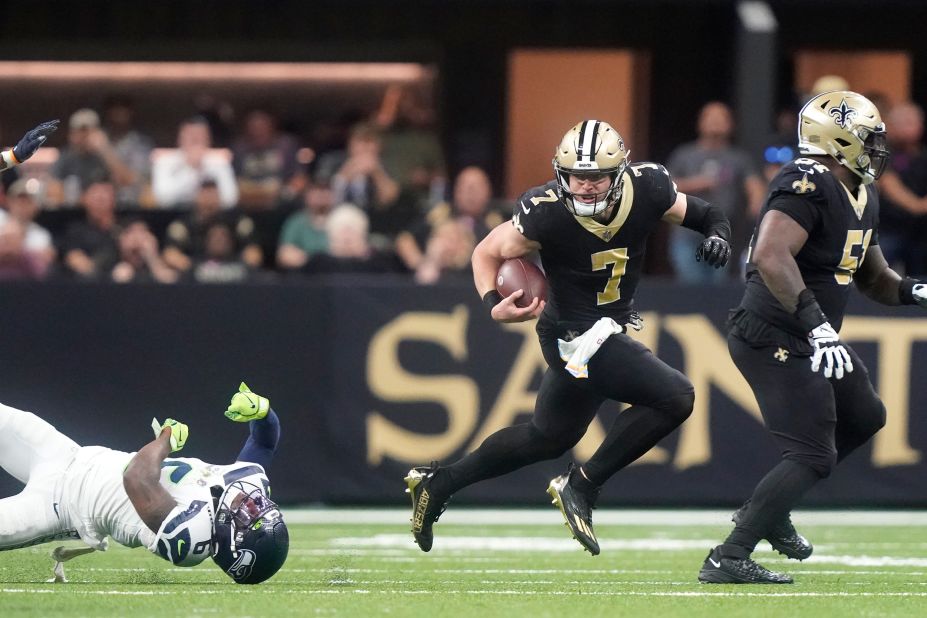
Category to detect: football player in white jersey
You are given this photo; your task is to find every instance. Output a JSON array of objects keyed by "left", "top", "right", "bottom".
[{"left": 0, "top": 383, "right": 288, "bottom": 584}]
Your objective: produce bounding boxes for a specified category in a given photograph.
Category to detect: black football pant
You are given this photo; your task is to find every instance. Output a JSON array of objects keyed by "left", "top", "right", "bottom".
[
  {"left": 723, "top": 335, "right": 886, "bottom": 554},
  {"left": 438, "top": 331, "right": 694, "bottom": 496}
]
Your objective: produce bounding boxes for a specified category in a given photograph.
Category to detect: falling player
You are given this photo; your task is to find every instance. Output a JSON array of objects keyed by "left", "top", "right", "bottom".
[
  {"left": 405, "top": 119, "right": 732, "bottom": 554},
  {"left": 0, "top": 383, "right": 288, "bottom": 584}
]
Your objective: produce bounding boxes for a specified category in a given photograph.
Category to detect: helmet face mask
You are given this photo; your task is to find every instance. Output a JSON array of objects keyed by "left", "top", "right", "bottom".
[
  {"left": 212, "top": 480, "right": 289, "bottom": 584},
  {"left": 797, "top": 90, "right": 890, "bottom": 185},
  {"left": 552, "top": 120, "right": 629, "bottom": 216}
]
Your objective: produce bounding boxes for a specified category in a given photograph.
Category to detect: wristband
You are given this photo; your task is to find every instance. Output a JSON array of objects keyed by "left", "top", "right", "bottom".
[
  {"left": 1, "top": 149, "right": 19, "bottom": 169},
  {"left": 793, "top": 288, "right": 827, "bottom": 333},
  {"left": 899, "top": 277, "right": 919, "bottom": 306},
  {"left": 483, "top": 289, "right": 503, "bottom": 314}
]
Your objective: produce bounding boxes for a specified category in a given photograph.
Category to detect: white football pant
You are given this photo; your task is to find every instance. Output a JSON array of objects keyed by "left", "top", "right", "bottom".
[{"left": 0, "top": 403, "right": 81, "bottom": 550}]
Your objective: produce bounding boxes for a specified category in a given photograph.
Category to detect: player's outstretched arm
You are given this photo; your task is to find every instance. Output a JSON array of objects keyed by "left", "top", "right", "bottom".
[
  {"left": 857, "top": 244, "right": 927, "bottom": 310},
  {"left": 124, "top": 421, "right": 187, "bottom": 532},
  {"left": 228, "top": 382, "right": 280, "bottom": 468},
  {"left": 1, "top": 119, "right": 59, "bottom": 171},
  {"left": 474, "top": 222, "right": 544, "bottom": 322},
  {"left": 662, "top": 192, "right": 732, "bottom": 268}
]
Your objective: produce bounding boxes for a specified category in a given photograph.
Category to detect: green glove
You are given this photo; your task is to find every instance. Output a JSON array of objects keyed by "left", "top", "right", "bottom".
[
  {"left": 151, "top": 417, "right": 188, "bottom": 453},
  {"left": 225, "top": 381, "right": 270, "bottom": 422}
]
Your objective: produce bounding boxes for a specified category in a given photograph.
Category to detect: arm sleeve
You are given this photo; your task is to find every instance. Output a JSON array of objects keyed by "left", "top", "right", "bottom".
[
  {"left": 235, "top": 408, "right": 280, "bottom": 469},
  {"left": 680, "top": 195, "right": 732, "bottom": 241}
]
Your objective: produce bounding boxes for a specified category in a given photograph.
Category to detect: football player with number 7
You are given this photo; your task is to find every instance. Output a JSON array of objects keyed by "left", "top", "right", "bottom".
[
  {"left": 0, "top": 383, "right": 289, "bottom": 584},
  {"left": 698, "top": 91, "right": 924, "bottom": 584},
  {"left": 405, "top": 119, "right": 732, "bottom": 555}
]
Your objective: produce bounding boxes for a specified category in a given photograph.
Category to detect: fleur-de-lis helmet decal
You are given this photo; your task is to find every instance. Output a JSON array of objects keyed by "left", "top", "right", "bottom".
[{"left": 797, "top": 90, "right": 890, "bottom": 185}]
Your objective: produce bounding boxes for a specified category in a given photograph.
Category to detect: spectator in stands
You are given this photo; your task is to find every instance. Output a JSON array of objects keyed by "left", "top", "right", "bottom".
[
  {"left": 877, "top": 101, "right": 927, "bottom": 275},
  {"left": 276, "top": 180, "right": 333, "bottom": 271},
  {"left": 317, "top": 123, "right": 401, "bottom": 225},
  {"left": 413, "top": 218, "right": 475, "bottom": 285},
  {"left": 61, "top": 181, "right": 120, "bottom": 279},
  {"left": 396, "top": 166, "right": 506, "bottom": 273},
  {"left": 152, "top": 117, "right": 238, "bottom": 209},
  {"left": 47, "top": 109, "right": 135, "bottom": 207},
  {"left": 0, "top": 218, "right": 46, "bottom": 281},
  {"left": 102, "top": 95, "right": 154, "bottom": 207},
  {"left": 666, "top": 101, "right": 765, "bottom": 282},
  {"left": 0, "top": 178, "right": 55, "bottom": 273},
  {"left": 162, "top": 179, "right": 262, "bottom": 273},
  {"left": 303, "top": 203, "right": 400, "bottom": 275},
  {"left": 191, "top": 222, "right": 252, "bottom": 284},
  {"left": 375, "top": 84, "right": 447, "bottom": 206},
  {"left": 233, "top": 108, "right": 301, "bottom": 210},
  {"left": 111, "top": 220, "right": 178, "bottom": 284}
]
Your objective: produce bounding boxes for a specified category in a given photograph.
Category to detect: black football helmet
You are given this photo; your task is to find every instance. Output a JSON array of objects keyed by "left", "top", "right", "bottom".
[{"left": 212, "top": 480, "right": 289, "bottom": 584}]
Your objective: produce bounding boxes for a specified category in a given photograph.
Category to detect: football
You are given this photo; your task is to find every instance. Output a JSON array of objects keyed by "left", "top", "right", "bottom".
[{"left": 496, "top": 257, "right": 547, "bottom": 308}]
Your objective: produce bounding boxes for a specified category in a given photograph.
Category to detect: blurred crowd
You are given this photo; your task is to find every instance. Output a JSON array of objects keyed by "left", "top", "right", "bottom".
[{"left": 3, "top": 78, "right": 927, "bottom": 285}]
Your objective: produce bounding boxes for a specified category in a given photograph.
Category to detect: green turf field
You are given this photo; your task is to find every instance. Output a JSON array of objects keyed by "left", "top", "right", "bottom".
[{"left": 2, "top": 509, "right": 927, "bottom": 617}]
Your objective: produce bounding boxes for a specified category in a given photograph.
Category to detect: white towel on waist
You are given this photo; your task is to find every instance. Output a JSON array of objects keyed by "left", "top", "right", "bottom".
[{"left": 557, "top": 317, "right": 625, "bottom": 379}]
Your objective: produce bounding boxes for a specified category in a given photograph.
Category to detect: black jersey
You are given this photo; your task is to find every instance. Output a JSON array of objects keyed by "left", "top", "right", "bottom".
[
  {"left": 741, "top": 158, "right": 880, "bottom": 334},
  {"left": 513, "top": 162, "right": 677, "bottom": 327}
]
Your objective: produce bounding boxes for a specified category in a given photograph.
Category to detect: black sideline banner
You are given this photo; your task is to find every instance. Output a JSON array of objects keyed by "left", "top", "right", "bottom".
[{"left": 2, "top": 279, "right": 926, "bottom": 507}]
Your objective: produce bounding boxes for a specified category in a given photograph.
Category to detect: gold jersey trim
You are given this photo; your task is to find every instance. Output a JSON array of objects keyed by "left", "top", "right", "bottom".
[
  {"left": 571, "top": 172, "right": 634, "bottom": 241},
  {"left": 839, "top": 180, "right": 868, "bottom": 220}
]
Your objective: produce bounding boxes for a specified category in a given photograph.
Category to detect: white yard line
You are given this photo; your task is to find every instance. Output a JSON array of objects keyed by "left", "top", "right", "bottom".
[
  {"left": 5, "top": 588, "right": 927, "bottom": 598},
  {"left": 284, "top": 507, "right": 927, "bottom": 527}
]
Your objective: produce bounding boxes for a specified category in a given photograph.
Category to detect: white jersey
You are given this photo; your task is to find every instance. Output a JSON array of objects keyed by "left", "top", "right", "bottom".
[{"left": 61, "top": 446, "right": 269, "bottom": 567}]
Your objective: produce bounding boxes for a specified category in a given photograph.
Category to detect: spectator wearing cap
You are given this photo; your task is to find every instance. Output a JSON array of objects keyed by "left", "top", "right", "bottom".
[
  {"left": 60, "top": 181, "right": 120, "bottom": 279},
  {"left": 47, "top": 108, "right": 137, "bottom": 207},
  {"left": 232, "top": 108, "right": 301, "bottom": 210},
  {"left": 162, "top": 179, "right": 261, "bottom": 273},
  {"left": 0, "top": 178, "right": 55, "bottom": 272},
  {"left": 102, "top": 95, "right": 154, "bottom": 207},
  {"left": 152, "top": 117, "right": 238, "bottom": 208},
  {"left": 0, "top": 218, "right": 47, "bottom": 281},
  {"left": 276, "top": 179, "right": 333, "bottom": 271}
]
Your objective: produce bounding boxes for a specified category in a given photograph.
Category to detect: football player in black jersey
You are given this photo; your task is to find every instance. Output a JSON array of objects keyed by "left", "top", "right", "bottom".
[
  {"left": 698, "top": 91, "right": 927, "bottom": 584},
  {"left": 405, "top": 120, "right": 732, "bottom": 554}
]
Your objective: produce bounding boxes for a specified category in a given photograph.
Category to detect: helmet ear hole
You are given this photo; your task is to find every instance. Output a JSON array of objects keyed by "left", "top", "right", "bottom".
[{"left": 834, "top": 137, "right": 852, "bottom": 147}]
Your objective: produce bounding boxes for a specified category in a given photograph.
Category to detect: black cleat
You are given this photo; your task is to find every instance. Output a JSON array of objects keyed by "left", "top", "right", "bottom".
[
  {"left": 732, "top": 502, "right": 813, "bottom": 561},
  {"left": 547, "top": 464, "right": 601, "bottom": 556},
  {"left": 404, "top": 463, "right": 450, "bottom": 552},
  {"left": 698, "top": 546, "right": 793, "bottom": 584}
]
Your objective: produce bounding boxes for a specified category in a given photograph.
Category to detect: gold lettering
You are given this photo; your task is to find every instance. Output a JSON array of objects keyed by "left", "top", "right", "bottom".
[
  {"left": 662, "top": 315, "right": 762, "bottom": 469},
  {"left": 366, "top": 306, "right": 479, "bottom": 465},
  {"left": 466, "top": 321, "right": 548, "bottom": 450},
  {"left": 840, "top": 317, "right": 927, "bottom": 466}
]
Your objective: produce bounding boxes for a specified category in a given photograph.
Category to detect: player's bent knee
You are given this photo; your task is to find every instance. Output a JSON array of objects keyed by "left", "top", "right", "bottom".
[
  {"left": 654, "top": 388, "right": 695, "bottom": 426},
  {"left": 786, "top": 451, "right": 835, "bottom": 479}
]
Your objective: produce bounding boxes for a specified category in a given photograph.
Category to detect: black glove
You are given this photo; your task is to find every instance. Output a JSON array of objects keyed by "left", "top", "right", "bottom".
[
  {"left": 12, "top": 119, "right": 59, "bottom": 163},
  {"left": 695, "top": 235, "right": 731, "bottom": 268},
  {"left": 624, "top": 311, "right": 644, "bottom": 332}
]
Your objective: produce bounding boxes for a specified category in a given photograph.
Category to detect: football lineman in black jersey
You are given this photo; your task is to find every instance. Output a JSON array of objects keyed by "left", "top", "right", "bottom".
[
  {"left": 405, "top": 119, "right": 732, "bottom": 554},
  {"left": 698, "top": 91, "right": 927, "bottom": 584}
]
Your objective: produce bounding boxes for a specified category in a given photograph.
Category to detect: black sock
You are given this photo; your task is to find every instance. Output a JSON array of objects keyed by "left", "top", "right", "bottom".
[
  {"left": 581, "top": 404, "right": 685, "bottom": 486},
  {"left": 437, "top": 422, "right": 571, "bottom": 496},
  {"left": 724, "top": 459, "right": 821, "bottom": 554}
]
